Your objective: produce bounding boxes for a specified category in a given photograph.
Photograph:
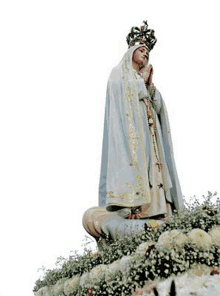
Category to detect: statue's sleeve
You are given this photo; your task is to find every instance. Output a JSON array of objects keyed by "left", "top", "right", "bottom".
[{"left": 151, "top": 87, "right": 162, "bottom": 114}]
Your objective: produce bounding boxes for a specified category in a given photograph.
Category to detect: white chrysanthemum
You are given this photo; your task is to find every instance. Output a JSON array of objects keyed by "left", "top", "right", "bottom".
[
  {"left": 35, "top": 286, "right": 47, "bottom": 296},
  {"left": 141, "top": 272, "right": 220, "bottom": 296},
  {"left": 53, "top": 278, "right": 66, "bottom": 296},
  {"left": 136, "top": 241, "right": 155, "bottom": 255},
  {"left": 89, "top": 264, "right": 107, "bottom": 284},
  {"left": 215, "top": 213, "right": 220, "bottom": 224},
  {"left": 188, "top": 263, "right": 213, "bottom": 277},
  {"left": 63, "top": 276, "right": 80, "bottom": 295},
  {"left": 40, "top": 285, "right": 54, "bottom": 296},
  {"left": 79, "top": 272, "right": 90, "bottom": 288},
  {"left": 209, "top": 226, "right": 220, "bottom": 245},
  {"left": 155, "top": 231, "right": 170, "bottom": 251},
  {"left": 188, "top": 228, "right": 212, "bottom": 249},
  {"left": 176, "top": 274, "right": 207, "bottom": 293},
  {"left": 105, "top": 260, "right": 121, "bottom": 281},
  {"left": 156, "top": 230, "right": 188, "bottom": 251},
  {"left": 119, "top": 256, "right": 133, "bottom": 273}
]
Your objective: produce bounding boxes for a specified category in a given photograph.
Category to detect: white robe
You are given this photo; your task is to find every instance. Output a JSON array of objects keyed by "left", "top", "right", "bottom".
[{"left": 99, "top": 44, "right": 183, "bottom": 216}]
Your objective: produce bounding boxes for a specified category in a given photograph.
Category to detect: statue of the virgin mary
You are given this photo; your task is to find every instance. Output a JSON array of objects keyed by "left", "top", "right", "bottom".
[{"left": 83, "top": 21, "right": 184, "bottom": 244}]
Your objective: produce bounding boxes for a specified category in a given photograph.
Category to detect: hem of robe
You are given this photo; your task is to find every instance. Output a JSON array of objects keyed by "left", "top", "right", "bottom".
[
  {"left": 106, "top": 201, "right": 150, "bottom": 211},
  {"left": 105, "top": 199, "right": 173, "bottom": 219},
  {"left": 137, "top": 200, "right": 173, "bottom": 219}
]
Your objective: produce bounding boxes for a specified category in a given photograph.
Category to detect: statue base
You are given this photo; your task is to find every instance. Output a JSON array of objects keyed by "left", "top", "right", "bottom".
[{"left": 82, "top": 207, "right": 166, "bottom": 250}]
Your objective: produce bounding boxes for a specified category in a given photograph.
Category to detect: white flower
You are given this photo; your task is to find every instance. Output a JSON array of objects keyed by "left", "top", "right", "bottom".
[
  {"left": 35, "top": 286, "right": 47, "bottom": 296},
  {"left": 63, "top": 276, "right": 80, "bottom": 295},
  {"left": 209, "top": 226, "right": 220, "bottom": 245},
  {"left": 156, "top": 230, "right": 188, "bottom": 251},
  {"left": 53, "top": 279, "right": 66, "bottom": 296},
  {"left": 188, "top": 263, "right": 213, "bottom": 277},
  {"left": 140, "top": 264, "right": 220, "bottom": 295},
  {"left": 188, "top": 228, "right": 212, "bottom": 250},
  {"left": 119, "top": 256, "right": 132, "bottom": 273},
  {"left": 44, "top": 286, "right": 54, "bottom": 296},
  {"left": 105, "top": 260, "right": 121, "bottom": 281},
  {"left": 89, "top": 264, "right": 107, "bottom": 284},
  {"left": 80, "top": 272, "right": 90, "bottom": 288},
  {"left": 136, "top": 241, "right": 155, "bottom": 255},
  {"left": 215, "top": 213, "right": 220, "bottom": 224},
  {"left": 175, "top": 273, "right": 207, "bottom": 293}
]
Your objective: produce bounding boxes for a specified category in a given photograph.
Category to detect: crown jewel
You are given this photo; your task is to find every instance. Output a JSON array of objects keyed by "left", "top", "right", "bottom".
[{"left": 126, "top": 20, "right": 157, "bottom": 51}]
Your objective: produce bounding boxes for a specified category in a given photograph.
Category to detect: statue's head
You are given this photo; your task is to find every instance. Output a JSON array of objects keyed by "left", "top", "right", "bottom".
[{"left": 132, "top": 46, "right": 149, "bottom": 68}]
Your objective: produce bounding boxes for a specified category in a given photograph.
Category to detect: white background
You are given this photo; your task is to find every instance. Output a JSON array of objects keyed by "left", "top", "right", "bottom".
[{"left": 0, "top": 1, "right": 219, "bottom": 295}]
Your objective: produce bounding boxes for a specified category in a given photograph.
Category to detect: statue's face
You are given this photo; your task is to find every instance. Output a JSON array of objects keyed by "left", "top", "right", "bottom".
[{"left": 132, "top": 46, "right": 149, "bottom": 67}]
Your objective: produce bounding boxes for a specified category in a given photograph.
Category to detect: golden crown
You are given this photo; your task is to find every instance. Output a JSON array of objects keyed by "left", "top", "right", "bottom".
[{"left": 126, "top": 20, "right": 157, "bottom": 51}]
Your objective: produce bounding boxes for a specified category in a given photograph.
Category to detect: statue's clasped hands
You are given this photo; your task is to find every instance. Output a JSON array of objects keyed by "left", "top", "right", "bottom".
[{"left": 139, "top": 64, "right": 153, "bottom": 85}]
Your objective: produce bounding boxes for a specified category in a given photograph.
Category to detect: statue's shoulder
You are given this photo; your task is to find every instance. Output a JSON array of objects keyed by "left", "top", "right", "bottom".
[{"left": 108, "top": 66, "right": 122, "bottom": 85}]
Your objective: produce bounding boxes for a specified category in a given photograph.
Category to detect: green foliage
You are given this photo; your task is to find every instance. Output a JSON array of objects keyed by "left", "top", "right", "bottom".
[{"left": 34, "top": 191, "right": 220, "bottom": 294}]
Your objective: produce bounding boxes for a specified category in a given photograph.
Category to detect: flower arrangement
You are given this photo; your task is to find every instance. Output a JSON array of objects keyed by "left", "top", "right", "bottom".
[
  {"left": 155, "top": 229, "right": 188, "bottom": 251},
  {"left": 34, "top": 191, "right": 220, "bottom": 296}
]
